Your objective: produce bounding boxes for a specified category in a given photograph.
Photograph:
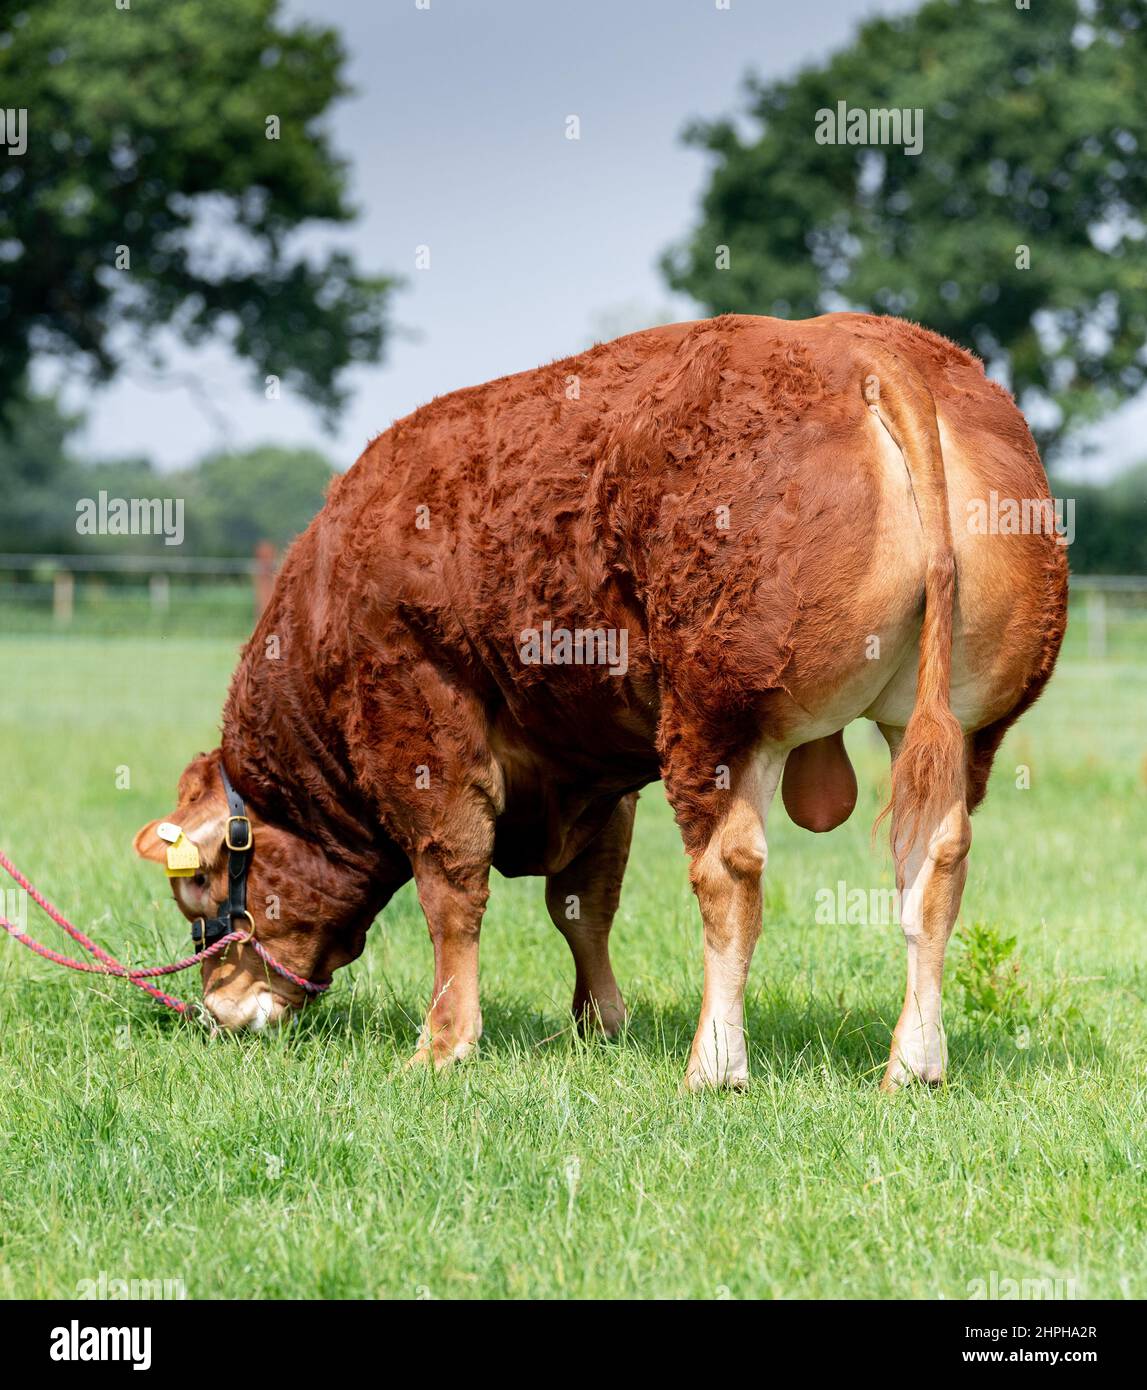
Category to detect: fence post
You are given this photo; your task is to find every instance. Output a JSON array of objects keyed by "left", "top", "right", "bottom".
[
  {"left": 52, "top": 569, "right": 74, "bottom": 627},
  {"left": 1086, "top": 589, "right": 1107, "bottom": 662}
]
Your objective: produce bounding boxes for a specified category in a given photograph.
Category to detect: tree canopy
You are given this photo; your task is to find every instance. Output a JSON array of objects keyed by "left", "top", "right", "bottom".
[
  {"left": 182, "top": 444, "right": 333, "bottom": 556},
  {"left": 663, "top": 0, "right": 1147, "bottom": 459},
  {"left": 0, "top": 392, "right": 335, "bottom": 556},
  {"left": 1062, "top": 461, "right": 1147, "bottom": 573},
  {"left": 0, "top": 0, "right": 395, "bottom": 427}
]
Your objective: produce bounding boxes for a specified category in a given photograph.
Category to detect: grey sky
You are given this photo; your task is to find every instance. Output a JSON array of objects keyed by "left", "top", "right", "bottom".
[{"left": 64, "top": 0, "right": 1140, "bottom": 480}]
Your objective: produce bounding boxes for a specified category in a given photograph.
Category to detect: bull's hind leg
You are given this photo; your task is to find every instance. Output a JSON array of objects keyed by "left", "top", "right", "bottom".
[
  {"left": 667, "top": 745, "right": 785, "bottom": 1092},
  {"left": 544, "top": 794, "right": 636, "bottom": 1038},
  {"left": 879, "top": 724, "right": 973, "bottom": 1090}
]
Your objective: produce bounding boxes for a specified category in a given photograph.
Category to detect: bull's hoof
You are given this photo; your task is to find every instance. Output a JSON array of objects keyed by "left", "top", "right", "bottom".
[
  {"left": 574, "top": 995, "right": 627, "bottom": 1040},
  {"left": 682, "top": 1060, "right": 750, "bottom": 1094},
  {"left": 683, "top": 1022, "right": 750, "bottom": 1093},
  {"left": 405, "top": 1037, "right": 478, "bottom": 1071},
  {"left": 880, "top": 1038, "right": 947, "bottom": 1091}
]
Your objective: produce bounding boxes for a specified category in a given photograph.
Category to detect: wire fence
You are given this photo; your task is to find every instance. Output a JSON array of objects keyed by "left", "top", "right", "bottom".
[
  {"left": 0, "top": 549, "right": 277, "bottom": 638},
  {"left": 0, "top": 553, "right": 1144, "bottom": 657},
  {"left": 1064, "top": 574, "right": 1147, "bottom": 662}
]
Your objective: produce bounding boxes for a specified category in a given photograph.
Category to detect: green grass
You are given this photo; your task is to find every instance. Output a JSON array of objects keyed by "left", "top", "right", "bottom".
[{"left": 0, "top": 630, "right": 1144, "bottom": 1300}]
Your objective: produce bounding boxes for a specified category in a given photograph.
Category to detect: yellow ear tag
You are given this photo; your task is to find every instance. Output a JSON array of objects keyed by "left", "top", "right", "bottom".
[{"left": 164, "top": 832, "right": 201, "bottom": 878}]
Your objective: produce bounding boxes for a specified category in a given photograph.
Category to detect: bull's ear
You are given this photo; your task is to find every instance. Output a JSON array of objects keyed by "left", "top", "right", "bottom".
[
  {"left": 134, "top": 814, "right": 226, "bottom": 869},
  {"left": 133, "top": 819, "right": 172, "bottom": 864}
]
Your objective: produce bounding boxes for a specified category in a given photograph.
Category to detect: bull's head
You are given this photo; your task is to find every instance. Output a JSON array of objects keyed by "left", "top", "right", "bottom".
[{"left": 133, "top": 750, "right": 377, "bottom": 1030}]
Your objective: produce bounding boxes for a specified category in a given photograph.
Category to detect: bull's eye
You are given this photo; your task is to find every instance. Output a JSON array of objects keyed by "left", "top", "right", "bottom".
[{"left": 193, "top": 873, "right": 207, "bottom": 888}]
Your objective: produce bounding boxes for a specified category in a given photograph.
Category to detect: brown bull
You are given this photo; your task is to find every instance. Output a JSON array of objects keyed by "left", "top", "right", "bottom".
[{"left": 135, "top": 313, "right": 1067, "bottom": 1090}]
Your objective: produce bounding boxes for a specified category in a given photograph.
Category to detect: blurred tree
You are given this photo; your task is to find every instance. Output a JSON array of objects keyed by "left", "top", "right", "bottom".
[
  {"left": 0, "top": 391, "right": 83, "bottom": 550},
  {"left": 0, "top": 393, "right": 334, "bottom": 556},
  {"left": 1057, "top": 462, "right": 1147, "bottom": 573},
  {"left": 663, "top": 0, "right": 1147, "bottom": 459},
  {"left": 179, "top": 444, "right": 333, "bottom": 555},
  {"left": 0, "top": 0, "right": 395, "bottom": 428}
]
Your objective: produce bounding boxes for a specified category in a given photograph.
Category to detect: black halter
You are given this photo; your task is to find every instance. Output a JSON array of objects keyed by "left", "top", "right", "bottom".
[{"left": 190, "top": 765, "right": 254, "bottom": 949}]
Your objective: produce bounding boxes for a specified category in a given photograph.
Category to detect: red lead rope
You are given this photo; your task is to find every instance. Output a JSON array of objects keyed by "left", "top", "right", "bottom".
[{"left": 0, "top": 849, "right": 329, "bottom": 1014}]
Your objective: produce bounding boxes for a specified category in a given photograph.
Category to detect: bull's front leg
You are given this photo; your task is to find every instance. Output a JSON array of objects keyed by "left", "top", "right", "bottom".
[{"left": 408, "top": 848, "right": 491, "bottom": 1070}]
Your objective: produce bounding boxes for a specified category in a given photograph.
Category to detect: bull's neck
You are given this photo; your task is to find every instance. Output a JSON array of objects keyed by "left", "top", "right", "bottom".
[{"left": 220, "top": 585, "right": 382, "bottom": 878}]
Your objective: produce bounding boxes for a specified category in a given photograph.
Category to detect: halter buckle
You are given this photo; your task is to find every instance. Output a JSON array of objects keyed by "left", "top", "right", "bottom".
[{"left": 225, "top": 815, "right": 253, "bottom": 852}]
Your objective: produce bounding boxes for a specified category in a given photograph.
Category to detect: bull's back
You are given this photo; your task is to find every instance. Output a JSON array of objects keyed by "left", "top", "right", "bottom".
[{"left": 317, "top": 314, "right": 1064, "bottom": 747}]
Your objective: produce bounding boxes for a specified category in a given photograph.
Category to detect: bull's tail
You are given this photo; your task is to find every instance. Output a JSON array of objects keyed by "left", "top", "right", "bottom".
[{"left": 869, "top": 357, "right": 965, "bottom": 864}]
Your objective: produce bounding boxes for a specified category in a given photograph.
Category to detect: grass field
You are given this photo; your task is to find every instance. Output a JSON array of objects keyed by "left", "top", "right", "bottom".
[{"left": 0, "top": 620, "right": 1144, "bottom": 1300}]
